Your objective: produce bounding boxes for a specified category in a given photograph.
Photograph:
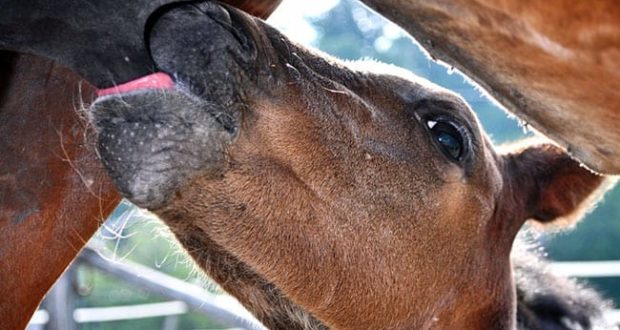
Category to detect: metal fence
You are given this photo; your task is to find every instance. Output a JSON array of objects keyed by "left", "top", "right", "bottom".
[
  {"left": 27, "top": 247, "right": 265, "bottom": 330},
  {"left": 28, "top": 249, "right": 620, "bottom": 329}
]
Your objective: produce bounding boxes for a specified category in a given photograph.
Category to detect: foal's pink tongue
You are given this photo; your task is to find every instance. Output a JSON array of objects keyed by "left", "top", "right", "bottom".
[{"left": 96, "top": 72, "right": 174, "bottom": 97}]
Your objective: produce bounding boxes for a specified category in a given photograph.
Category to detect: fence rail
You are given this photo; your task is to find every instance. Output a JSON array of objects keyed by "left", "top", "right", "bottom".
[
  {"left": 550, "top": 261, "right": 620, "bottom": 278},
  {"left": 78, "top": 248, "right": 265, "bottom": 329},
  {"left": 28, "top": 247, "right": 264, "bottom": 330},
  {"left": 73, "top": 300, "right": 188, "bottom": 323}
]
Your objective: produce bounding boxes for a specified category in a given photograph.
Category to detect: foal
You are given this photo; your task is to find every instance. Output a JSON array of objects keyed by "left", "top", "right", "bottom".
[{"left": 90, "top": 3, "right": 612, "bottom": 329}]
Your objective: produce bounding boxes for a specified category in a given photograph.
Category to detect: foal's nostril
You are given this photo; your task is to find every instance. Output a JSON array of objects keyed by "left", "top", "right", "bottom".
[
  {"left": 148, "top": 2, "right": 259, "bottom": 111},
  {"left": 194, "top": 2, "right": 233, "bottom": 26},
  {"left": 202, "top": 4, "right": 256, "bottom": 58}
]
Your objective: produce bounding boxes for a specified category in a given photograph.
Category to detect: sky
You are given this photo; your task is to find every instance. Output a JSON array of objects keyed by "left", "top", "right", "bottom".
[{"left": 267, "top": 0, "right": 341, "bottom": 44}]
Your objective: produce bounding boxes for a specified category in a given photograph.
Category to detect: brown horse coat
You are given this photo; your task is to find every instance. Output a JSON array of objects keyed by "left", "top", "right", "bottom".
[
  {"left": 89, "top": 3, "right": 612, "bottom": 329},
  {"left": 0, "top": 2, "right": 277, "bottom": 328}
]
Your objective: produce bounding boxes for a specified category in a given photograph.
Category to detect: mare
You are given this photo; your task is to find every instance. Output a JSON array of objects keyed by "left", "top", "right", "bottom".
[
  {"left": 0, "top": 2, "right": 279, "bottom": 328},
  {"left": 360, "top": 0, "right": 620, "bottom": 174}
]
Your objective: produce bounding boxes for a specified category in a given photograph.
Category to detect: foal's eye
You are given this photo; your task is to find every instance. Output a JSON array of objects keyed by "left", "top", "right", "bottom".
[{"left": 426, "top": 118, "right": 465, "bottom": 162}]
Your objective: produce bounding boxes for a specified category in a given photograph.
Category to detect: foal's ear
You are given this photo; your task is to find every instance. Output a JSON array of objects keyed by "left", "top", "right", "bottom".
[{"left": 501, "top": 142, "right": 609, "bottom": 227}]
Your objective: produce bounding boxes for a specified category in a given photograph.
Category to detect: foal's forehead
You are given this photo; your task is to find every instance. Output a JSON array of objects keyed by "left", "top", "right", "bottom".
[
  {"left": 353, "top": 61, "right": 481, "bottom": 127},
  {"left": 365, "top": 63, "right": 482, "bottom": 135}
]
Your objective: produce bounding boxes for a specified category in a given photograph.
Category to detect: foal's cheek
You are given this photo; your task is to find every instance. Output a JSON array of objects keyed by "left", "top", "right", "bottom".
[{"left": 429, "top": 183, "right": 491, "bottom": 248}]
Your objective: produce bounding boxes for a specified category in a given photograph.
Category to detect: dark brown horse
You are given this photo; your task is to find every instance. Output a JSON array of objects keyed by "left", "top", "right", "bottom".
[
  {"left": 0, "top": 3, "right": 279, "bottom": 329},
  {"left": 0, "top": 51, "right": 121, "bottom": 328}
]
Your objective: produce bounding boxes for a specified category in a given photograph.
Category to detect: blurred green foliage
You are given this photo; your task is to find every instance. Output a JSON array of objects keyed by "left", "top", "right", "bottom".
[{"left": 71, "top": 0, "right": 620, "bottom": 328}]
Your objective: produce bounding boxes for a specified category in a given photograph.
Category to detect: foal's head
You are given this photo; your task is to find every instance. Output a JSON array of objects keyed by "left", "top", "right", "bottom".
[{"left": 90, "top": 3, "right": 608, "bottom": 328}]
